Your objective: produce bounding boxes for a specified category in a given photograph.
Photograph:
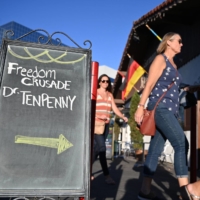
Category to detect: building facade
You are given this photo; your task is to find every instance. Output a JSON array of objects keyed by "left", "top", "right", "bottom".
[
  {"left": 113, "top": 0, "right": 200, "bottom": 164},
  {"left": 0, "top": 21, "right": 66, "bottom": 47}
]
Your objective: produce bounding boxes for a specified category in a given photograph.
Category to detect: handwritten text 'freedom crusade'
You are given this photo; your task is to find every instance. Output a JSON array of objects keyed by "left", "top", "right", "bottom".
[{"left": 2, "top": 62, "right": 76, "bottom": 110}]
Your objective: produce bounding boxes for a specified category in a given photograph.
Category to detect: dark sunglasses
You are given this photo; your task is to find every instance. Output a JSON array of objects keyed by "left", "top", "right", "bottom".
[
  {"left": 177, "top": 39, "right": 182, "bottom": 44},
  {"left": 170, "top": 38, "right": 182, "bottom": 44},
  {"left": 174, "top": 39, "right": 182, "bottom": 44},
  {"left": 101, "top": 80, "right": 109, "bottom": 83}
]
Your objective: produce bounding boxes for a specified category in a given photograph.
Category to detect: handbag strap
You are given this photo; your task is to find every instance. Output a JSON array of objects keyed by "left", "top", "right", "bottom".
[
  {"left": 152, "top": 58, "right": 178, "bottom": 110},
  {"left": 153, "top": 81, "right": 175, "bottom": 109}
]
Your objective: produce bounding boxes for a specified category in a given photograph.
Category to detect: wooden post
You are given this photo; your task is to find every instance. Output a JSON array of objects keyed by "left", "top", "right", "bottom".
[
  {"left": 197, "top": 92, "right": 200, "bottom": 169},
  {"left": 190, "top": 105, "right": 197, "bottom": 183},
  {"left": 112, "top": 123, "right": 115, "bottom": 161},
  {"left": 198, "top": 100, "right": 200, "bottom": 168}
]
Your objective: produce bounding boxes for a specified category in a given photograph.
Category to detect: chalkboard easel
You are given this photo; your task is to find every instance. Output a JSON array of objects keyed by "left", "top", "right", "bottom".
[{"left": 0, "top": 39, "right": 91, "bottom": 199}]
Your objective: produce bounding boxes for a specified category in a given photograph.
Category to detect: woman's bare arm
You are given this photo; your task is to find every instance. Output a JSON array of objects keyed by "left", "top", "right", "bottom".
[
  {"left": 135, "top": 54, "right": 166, "bottom": 124},
  {"left": 110, "top": 93, "right": 128, "bottom": 122}
]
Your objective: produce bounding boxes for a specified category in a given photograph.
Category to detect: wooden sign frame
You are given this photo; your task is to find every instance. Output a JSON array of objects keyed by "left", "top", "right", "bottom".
[{"left": 0, "top": 39, "right": 91, "bottom": 199}]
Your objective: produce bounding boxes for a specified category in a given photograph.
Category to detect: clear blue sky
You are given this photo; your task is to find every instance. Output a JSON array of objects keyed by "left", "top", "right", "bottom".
[{"left": 1, "top": 0, "right": 164, "bottom": 70}]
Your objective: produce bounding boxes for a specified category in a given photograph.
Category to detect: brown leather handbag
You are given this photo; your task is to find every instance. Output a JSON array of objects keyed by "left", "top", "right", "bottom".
[
  {"left": 139, "top": 82, "right": 175, "bottom": 136},
  {"left": 140, "top": 108, "right": 156, "bottom": 136}
]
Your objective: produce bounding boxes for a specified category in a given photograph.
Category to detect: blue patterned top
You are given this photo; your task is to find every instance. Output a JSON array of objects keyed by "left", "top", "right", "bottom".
[{"left": 148, "top": 54, "right": 182, "bottom": 115}]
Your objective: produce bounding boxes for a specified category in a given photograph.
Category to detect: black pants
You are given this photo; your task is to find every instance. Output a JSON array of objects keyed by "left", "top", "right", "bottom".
[{"left": 93, "top": 124, "right": 109, "bottom": 176}]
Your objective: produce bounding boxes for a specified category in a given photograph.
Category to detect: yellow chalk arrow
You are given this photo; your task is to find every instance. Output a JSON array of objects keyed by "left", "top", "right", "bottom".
[{"left": 15, "top": 134, "right": 73, "bottom": 154}]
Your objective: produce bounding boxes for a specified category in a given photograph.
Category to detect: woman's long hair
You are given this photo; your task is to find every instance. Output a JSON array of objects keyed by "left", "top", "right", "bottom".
[
  {"left": 97, "top": 74, "right": 112, "bottom": 92},
  {"left": 157, "top": 32, "right": 179, "bottom": 54}
]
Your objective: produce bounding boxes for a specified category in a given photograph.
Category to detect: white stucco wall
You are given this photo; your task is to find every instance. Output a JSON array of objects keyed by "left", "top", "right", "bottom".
[
  {"left": 143, "top": 131, "right": 191, "bottom": 165},
  {"left": 121, "top": 125, "right": 131, "bottom": 150},
  {"left": 98, "top": 65, "right": 117, "bottom": 84}
]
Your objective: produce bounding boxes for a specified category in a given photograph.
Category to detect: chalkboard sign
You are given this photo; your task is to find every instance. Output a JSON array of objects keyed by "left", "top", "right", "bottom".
[{"left": 0, "top": 39, "right": 91, "bottom": 198}]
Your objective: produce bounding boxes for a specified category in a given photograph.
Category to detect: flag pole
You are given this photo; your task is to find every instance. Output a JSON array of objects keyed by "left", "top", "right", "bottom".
[
  {"left": 145, "top": 24, "right": 162, "bottom": 41},
  {"left": 133, "top": 85, "right": 139, "bottom": 92},
  {"left": 127, "top": 53, "right": 131, "bottom": 58}
]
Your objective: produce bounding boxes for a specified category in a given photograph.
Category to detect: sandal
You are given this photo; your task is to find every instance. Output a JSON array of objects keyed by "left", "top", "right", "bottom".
[
  {"left": 185, "top": 185, "right": 200, "bottom": 200},
  {"left": 138, "top": 190, "right": 156, "bottom": 200},
  {"left": 105, "top": 177, "right": 115, "bottom": 185}
]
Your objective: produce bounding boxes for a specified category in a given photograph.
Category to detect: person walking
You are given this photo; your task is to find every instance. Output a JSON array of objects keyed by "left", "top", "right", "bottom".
[
  {"left": 93, "top": 74, "right": 128, "bottom": 184},
  {"left": 134, "top": 32, "right": 190, "bottom": 200}
]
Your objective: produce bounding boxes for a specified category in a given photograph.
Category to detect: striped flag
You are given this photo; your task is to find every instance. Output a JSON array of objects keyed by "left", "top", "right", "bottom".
[
  {"left": 125, "top": 75, "right": 146, "bottom": 100},
  {"left": 124, "top": 60, "right": 146, "bottom": 98},
  {"left": 120, "top": 57, "right": 146, "bottom": 99}
]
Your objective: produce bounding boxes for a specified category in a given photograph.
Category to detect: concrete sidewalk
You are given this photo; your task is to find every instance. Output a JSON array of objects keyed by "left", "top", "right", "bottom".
[{"left": 90, "top": 156, "right": 200, "bottom": 200}]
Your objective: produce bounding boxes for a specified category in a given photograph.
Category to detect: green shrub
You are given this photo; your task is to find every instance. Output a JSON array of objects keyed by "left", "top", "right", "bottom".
[{"left": 128, "top": 92, "right": 143, "bottom": 149}]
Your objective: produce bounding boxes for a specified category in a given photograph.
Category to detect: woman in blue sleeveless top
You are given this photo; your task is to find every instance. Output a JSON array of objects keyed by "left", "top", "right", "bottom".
[{"left": 135, "top": 32, "right": 190, "bottom": 200}]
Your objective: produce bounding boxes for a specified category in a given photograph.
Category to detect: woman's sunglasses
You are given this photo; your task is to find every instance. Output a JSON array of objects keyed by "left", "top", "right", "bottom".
[
  {"left": 171, "top": 39, "right": 182, "bottom": 44},
  {"left": 177, "top": 39, "right": 182, "bottom": 44},
  {"left": 101, "top": 80, "right": 109, "bottom": 83}
]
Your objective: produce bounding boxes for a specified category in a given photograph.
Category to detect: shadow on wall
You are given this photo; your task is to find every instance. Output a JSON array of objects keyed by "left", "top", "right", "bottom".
[{"left": 194, "top": 76, "right": 200, "bottom": 85}]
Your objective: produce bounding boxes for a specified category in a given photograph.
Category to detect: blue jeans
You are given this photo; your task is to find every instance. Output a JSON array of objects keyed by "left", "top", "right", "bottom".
[
  {"left": 143, "top": 102, "right": 189, "bottom": 178},
  {"left": 93, "top": 124, "right": 109, "bottom": 176}
]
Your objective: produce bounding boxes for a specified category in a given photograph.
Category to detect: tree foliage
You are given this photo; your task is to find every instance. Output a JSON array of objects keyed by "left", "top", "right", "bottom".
[{"left": 128, "top": 92, "right": 143, "bottom": 149}]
